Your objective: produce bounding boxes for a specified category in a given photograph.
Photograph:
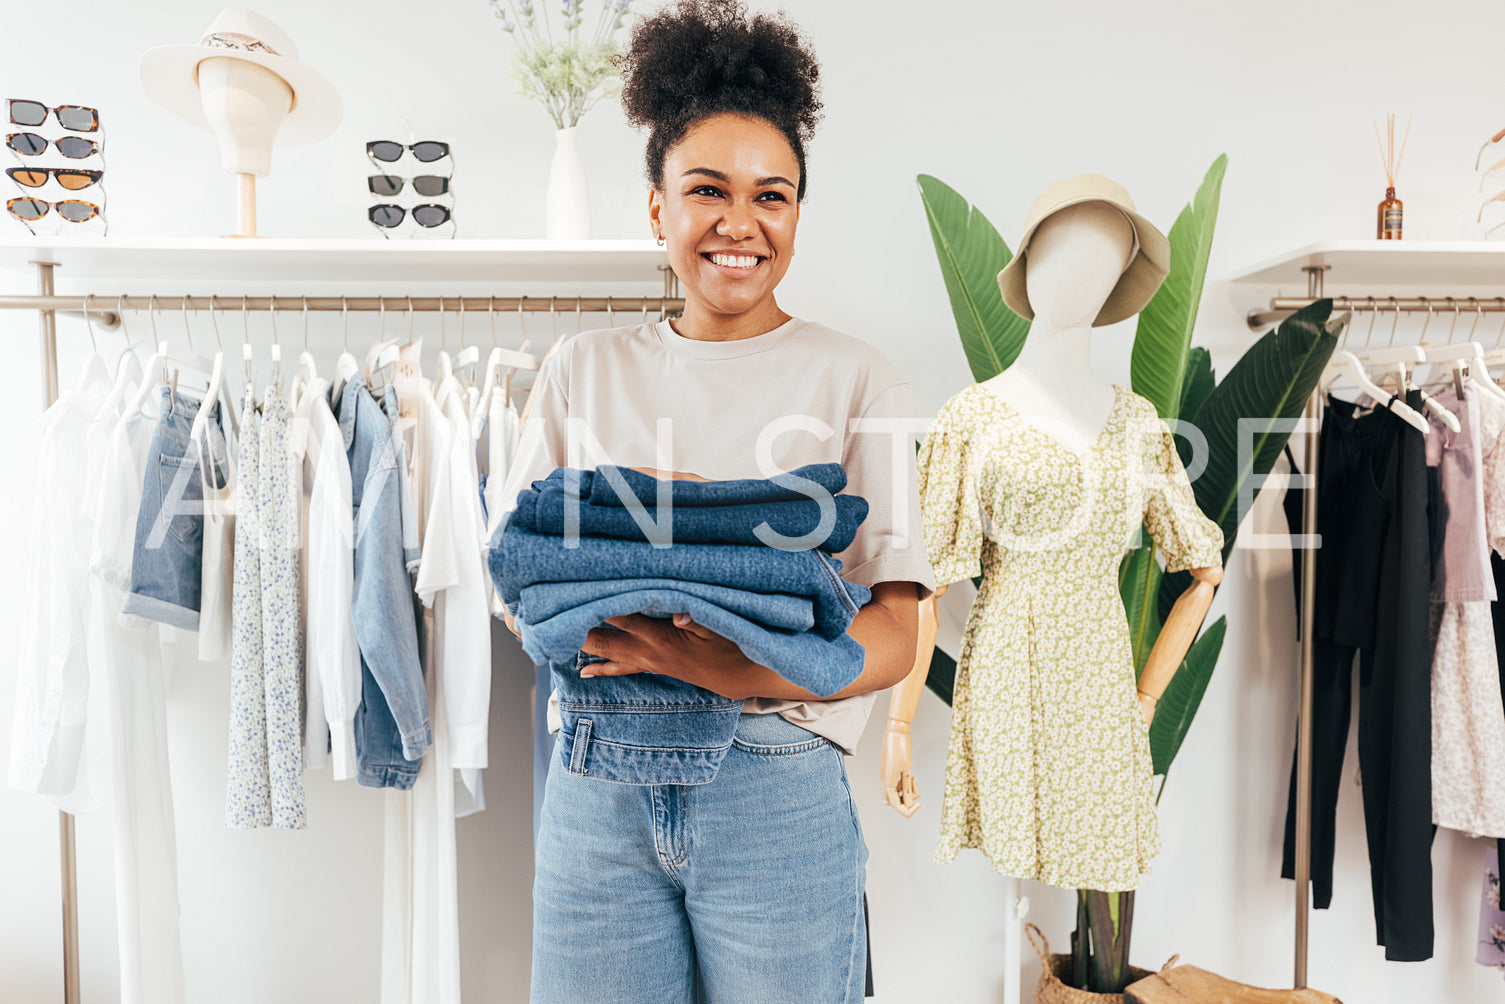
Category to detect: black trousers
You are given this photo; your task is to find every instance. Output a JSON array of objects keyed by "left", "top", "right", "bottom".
[{"left": 1281, "top": 394, "right": 1435, "bottom": 962}]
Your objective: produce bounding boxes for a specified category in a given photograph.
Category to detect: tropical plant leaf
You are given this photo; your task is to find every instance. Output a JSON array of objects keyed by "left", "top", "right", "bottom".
[
  {"left": 1149, "top": 615, "right": 1226, "bottom": 777},
  {"left": 1130, "top": 155, "right": 1228, "bottom": 420},
  {"left": 1157, "top": 299, "right": 1339, "bottom": 621},
  {"left": 1176, "top": 348, "right": 1216, "bottom": 453},
  {"left": 917, "top": 174, "right": 1031, "bottom": 380},
  {"left": 1119, "top": 543, "right": 1163, "bottom": 680}
]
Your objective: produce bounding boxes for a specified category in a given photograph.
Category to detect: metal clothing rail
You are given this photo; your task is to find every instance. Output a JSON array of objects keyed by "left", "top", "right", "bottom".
[
  {"left": 0, "top": 294, "right": 688, "bottom": 332},
  {"left": 12, "top": 256, "right": 683, "bottom": 1004},
  {"left": 1248, "top": 266, "right": 1505, "bottom": 331}
]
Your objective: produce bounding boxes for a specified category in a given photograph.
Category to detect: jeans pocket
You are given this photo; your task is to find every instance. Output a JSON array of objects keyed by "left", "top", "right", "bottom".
[
  {"left": 731, "top": 733, "right": 833, "bottom": 757},
  {"left": 158, "top": 453, "right": 204, "bottom": 544}
]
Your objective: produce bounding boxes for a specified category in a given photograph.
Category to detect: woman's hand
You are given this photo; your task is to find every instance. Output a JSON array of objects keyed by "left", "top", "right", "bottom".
[{"left": 577, "top": 612, "right": 778, "bottom": 701}]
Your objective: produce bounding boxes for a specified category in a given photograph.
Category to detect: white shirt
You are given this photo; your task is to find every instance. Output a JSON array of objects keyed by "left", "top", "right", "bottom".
[
  {"left": 9, "top": 362, "right": 112, "bottom": 795},
  {"left": 300, "top": 377, "right": 361, "bottom": 779}
]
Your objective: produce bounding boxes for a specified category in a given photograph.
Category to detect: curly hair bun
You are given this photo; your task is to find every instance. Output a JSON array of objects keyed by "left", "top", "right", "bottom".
[{"left": 618, "top": 0, "right": 823, "bottom": 200}]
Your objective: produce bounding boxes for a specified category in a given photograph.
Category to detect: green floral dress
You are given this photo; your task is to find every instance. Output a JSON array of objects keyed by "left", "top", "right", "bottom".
[{"left": 916, "top": 383, "right": 1223, "bottom": 891}]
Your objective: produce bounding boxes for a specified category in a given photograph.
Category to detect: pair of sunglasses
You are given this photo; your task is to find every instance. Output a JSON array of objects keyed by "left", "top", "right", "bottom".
[
  {"left": 7, "top": 197, "right": 100, "bottom": 223},
  {"left": 369, "top": 203, "right": 451, "bottom": 228},
  {"left": 5, "top": 167, "right": 102, "bottom": 191},
  {"left": 366, "top": 140, "right": 450, "bottom": 163},
  {"left": 368, "top": 174, "right": 450, "bottom": 197},
  {"left": 7, "top": 133, "right": 98, "bottom": 158},
  {"left": 7, "top": 99, "right": 98, "bottom": 133}
]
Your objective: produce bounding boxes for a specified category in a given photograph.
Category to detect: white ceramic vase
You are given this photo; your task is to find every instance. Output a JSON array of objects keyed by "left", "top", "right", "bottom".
[{"left": 546, "top": 125, "right": 592, "bottom": 240}]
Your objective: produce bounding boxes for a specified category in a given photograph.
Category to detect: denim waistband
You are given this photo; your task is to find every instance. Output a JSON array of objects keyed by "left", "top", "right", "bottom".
[{"left": 551, "top": 462, "right": 850, "bottom": 509}]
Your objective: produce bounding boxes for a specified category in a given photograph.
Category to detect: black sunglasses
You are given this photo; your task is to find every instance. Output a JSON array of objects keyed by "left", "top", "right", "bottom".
[
  {"left": 368, "top": 174, "right": 451, "bottom": 197},
  {"left": 5, "top": 167, "right": 103, "bottom": 191},
  {"left": 366, "top": 140, "right": 450, "bottom": 163},
  {"left": 7, "top": 197, "right": 101, "bottom": 223},
  {"left": 7, "top": 99, "right": 99, "bottom": 132},
  {"left": 6, "top": 133, "right": 98, "bottom": 158},
  {"left": 369, "top": 203, "right": 452, "bottom": 228}
]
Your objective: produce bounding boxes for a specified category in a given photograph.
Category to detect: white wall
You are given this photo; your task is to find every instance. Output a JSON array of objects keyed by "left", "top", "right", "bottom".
[{"left": 4, "top": 0, "right": 1504, "bottom": 1000}]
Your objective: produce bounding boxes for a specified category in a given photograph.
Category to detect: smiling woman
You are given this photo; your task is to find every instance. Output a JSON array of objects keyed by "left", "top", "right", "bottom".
[{"left": 493, "top": 2, "right": 938, "bottom": 1001}]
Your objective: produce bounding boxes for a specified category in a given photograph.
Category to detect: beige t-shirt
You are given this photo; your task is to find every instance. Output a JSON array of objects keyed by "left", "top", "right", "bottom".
[{"left": 491, "top": 317, "right": 937, "bottom": 754}]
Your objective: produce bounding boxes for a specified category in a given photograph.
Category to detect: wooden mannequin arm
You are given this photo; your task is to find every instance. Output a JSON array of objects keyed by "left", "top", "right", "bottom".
[
  {"left": 1136, "top": 565, "right": 1222, "bottom": 725},
  {"left": 880, "top": 582, "right": 947, "bottom": 816}
]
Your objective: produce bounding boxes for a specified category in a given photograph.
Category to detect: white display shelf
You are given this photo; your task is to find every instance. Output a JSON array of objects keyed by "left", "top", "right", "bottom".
[
  {"left": 0, "top": 237, "right": 670, "bottom": 285},
  {"left": 1227, "top": 240, "right": 1505, "bottom": 287}
]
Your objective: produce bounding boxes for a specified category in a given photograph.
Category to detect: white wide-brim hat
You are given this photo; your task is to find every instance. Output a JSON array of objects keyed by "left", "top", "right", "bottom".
[{"left": 139, "top": 8, "right": 341, "bottom": 148}]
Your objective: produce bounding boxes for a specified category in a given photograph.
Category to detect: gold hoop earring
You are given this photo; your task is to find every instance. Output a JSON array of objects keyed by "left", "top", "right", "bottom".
[{"left": 656, "top": 234, "right": 665, "bottom": 246}]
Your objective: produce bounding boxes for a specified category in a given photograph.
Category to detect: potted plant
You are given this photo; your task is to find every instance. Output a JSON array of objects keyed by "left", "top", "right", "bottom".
[
  {"left": 490, "top": 0, "right": 635, "bottom": 238},
  {"left": 916, "top": 156, "right": 1341, "bottom": 996}
]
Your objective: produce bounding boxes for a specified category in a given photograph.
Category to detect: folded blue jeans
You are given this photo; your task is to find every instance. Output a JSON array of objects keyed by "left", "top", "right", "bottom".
[
  {"left": 511, "top": 479, "right": 868, "bottom": 552},
  {"left": 491, "top": 464, "right": 872, "bottom": 785},
  {"left": 521, "top": 588, "right": 867, "bottom": 697},
  {"left": 518, "top": 577, "right": 815, "bottom": 631},
  {"left": 569, "top": 461, "right": 849, "bottom": 509},
  {"left": 531, "top": 711, "right": 869, "bottom": 1004},
  {"left": 122, "top": 388, "right": 230, "bottom": 630},
  {"left": 494, "top": 523, "right": 867, "bottom": 641}
]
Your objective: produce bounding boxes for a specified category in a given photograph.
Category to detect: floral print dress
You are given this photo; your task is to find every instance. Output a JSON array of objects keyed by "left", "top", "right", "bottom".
[{"left": 917, "top": 383, "right": 1223, "bottom": 892}]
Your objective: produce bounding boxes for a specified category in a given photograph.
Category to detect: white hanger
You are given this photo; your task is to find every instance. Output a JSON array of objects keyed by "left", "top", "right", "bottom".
[
  {"left": 1420, "top": 301, "right": 1505, "bottom": 406},
  {"left": 1353, "top": 300, "right": 1458, "bottom": 432},
  {"left": 182, "top": 295, "right": 241, "bottom": 451},
  {"left": 1322, "top": 347, "right": 1430, "bottom": 434},
  {"left": 332, "top": 297, "right": 361, "bottom": 402},
  {"left": 436, "top": 294, "right": 454, "bottom": 384},
  {"left": 89, "top": 299, "right": 139, "bottom": 420},
  {"left": 367, "top": 296, "right": 401, "bottom": 392},
  {"left": 473, "top": 296, "right": 541, "bottom": 438},
  {"left": 123, "top": 297, "right": 162, "bottom": 419},
  {"left": 1420, "top": 298, "right": 1505, "bottom": 406},
  {"left": 284, "top": 296, "right": 314, "bottom": 405},
  {"left": 454, "top": 294, "right": 479, "bottom": 388},
  {"left": 72, "top": 293, "right": 110, "bottom": 396}
]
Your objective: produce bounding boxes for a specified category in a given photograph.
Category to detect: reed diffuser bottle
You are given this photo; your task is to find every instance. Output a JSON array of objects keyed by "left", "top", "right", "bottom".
[{"left": 1375, "top": 113, "right": 1411, "bottom": 240}]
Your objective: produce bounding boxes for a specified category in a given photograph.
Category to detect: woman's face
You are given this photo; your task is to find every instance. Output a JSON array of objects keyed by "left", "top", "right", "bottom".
[{"left": 649, "top": 113, "right": 800, "bottom": 321}]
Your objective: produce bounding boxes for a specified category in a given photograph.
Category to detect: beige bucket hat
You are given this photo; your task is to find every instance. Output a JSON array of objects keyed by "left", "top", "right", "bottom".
[{"left": 996, "top": 173, "right": 1170, "bottom": 327}]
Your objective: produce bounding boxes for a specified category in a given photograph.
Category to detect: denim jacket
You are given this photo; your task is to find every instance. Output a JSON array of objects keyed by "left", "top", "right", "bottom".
[
  {"left": 338, "top": 377, "right": 431, "bottom": 789},
  {"left": 490, "top": 465, "right": 871, "bottom": 785}
]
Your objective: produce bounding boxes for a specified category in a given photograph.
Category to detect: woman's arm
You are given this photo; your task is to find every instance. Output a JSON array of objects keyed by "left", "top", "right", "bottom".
[{"left": 576, "top": 580, "right": 922, "bottom": 702}]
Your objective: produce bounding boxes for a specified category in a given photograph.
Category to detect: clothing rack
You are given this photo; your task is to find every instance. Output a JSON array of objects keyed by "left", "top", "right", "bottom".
[
  {"left": 7, "top": 246, "right": 682, "bottom": 1004},
  {"left": 1252, "top": 263, "right": 1505, "bottom": 988}
]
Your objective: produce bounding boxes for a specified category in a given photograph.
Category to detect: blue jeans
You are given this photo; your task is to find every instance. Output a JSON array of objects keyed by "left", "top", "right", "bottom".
[
  {"left": 569, "top": 461, "right": 850, "bottom": 509},
  {"left": 521, "top": 587, "right": 867, "bottom": 698},
  {"left": 494, "top": 523, "right": 868, "bottom": 641},
  {"left": 531, "top": 712, "right": 869, "bottom": 1004},
  {"left": 122, "top": 388, "right": 230, "bottom": 630},
  {"left": 513, "top": 469, "right": 868, "bottom": 553}
]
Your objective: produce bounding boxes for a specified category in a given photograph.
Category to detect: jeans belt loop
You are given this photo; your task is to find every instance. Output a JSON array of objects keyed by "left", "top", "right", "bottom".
[{"left": 568, "top": 718, "right": 593, "bottom": 775}]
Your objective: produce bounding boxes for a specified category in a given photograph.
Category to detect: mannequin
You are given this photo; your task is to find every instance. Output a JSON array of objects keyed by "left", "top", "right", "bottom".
[
  {"left": 196, "top": 57, "right": 293, "bottom": 238},
  {"left": 883, "top": 200, "right": 1221, "bottom": 801},
  {"left": 881, "top": 200, "right": 1222, "bottom": 1004}
]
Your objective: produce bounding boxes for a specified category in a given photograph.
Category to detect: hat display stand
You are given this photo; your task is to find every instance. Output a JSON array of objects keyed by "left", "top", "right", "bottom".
[
  {"left": 364, "top": 136, "right": 456, "bottom": 240},
  {"left": 4, "top": 99, "right": 108, "bottom": 237},
  {"left": 140, "top": 8, "right": 341, "bottom": 239},
  {"left": 197, "top": 56, "right": 291, "bottom": 238}
]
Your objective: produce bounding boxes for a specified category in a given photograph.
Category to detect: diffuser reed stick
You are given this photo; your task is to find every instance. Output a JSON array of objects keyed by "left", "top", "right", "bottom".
[{"left": 1374, "top": 112, "right": 1412, "bottom": 239}]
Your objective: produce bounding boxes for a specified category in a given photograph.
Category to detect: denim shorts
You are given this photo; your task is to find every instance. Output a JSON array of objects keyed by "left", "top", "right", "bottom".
[{"left": 121, "top": 388, "right": 230, "bottom": 630}]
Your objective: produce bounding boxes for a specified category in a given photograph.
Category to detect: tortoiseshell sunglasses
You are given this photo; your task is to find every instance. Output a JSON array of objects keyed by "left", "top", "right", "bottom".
[
  {"left": 5, "top": 167, "right": 102, "bottom": 191},
  {"left": 6, "top": 99, "right": 98, "bottom": 132}
]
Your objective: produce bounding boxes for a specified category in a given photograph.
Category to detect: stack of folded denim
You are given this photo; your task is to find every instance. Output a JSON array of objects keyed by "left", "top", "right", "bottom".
[{"left": 489, "top": 462, "right": 873, "bottom": 698}]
